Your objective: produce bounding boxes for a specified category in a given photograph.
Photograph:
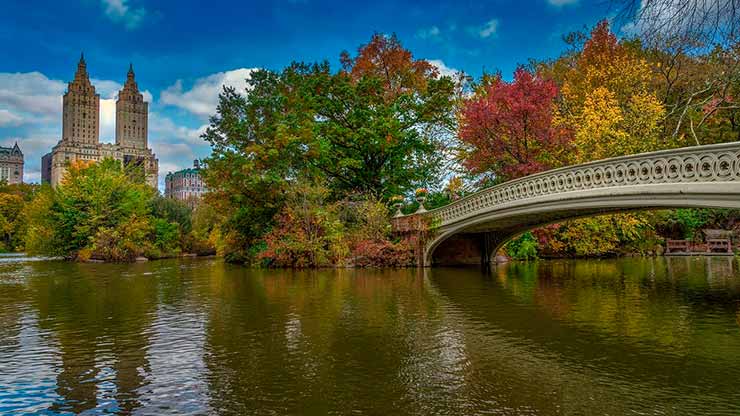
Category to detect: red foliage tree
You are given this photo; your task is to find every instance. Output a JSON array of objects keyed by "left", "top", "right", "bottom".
[{"left": 459, "top": 67, "right": 574, "bottom": 181}]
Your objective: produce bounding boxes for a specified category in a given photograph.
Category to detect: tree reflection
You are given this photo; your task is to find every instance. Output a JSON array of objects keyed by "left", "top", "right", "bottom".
[
  {"left": 201, "top": 267, "right": 454, "bottom": 414},
  {"left": 27, "top": 262, "right": 157, "bottom": 414}
]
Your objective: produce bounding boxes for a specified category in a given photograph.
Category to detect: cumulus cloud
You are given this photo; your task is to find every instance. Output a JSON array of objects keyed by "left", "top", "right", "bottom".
[
  {"left": 101, "top": 0, "right": 147, "bottom": 30},
  {"left": 622, "top": 0, "right": 738, "bottom": 42},
  {"left": 149, "top": 113, "right": 208, "bottom": 145},
  {"left": 160, "top": 68, "right": 258, "bottom": 119},
  {"left": 0, "top": 72, "right": 65, "bottom": 122},
  {"left": 427, "top": 59, "right": 461, "bottom": 78}
]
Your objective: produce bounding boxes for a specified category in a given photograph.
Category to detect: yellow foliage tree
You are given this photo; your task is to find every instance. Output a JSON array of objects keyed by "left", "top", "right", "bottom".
[
  {"left": 560, "top": 20, "right": 675, "bottom": 163},
  {"left": 535, "top": 21, "right": 673, "bottom": 257}
]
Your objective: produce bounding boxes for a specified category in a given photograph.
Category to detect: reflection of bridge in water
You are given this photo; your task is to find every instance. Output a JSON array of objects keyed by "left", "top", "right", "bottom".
[{"left": 393, "top": 142, "right": 740, "bottom": 267}]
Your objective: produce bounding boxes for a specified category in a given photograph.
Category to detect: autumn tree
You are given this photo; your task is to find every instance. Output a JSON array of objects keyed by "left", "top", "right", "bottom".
[
  {"left": 0, "top": 182, "right": 37, "bottom": 252},
  {"left": 203, "top": 34, "right": 457, "bottom": 263},
  {"left": 556, "top": 20, "right": 669, "bottom": 162},
  {"left": 24, "top": 159, "right": 192, "bottom": 261},
  {"left": 644, "top": 40, "right": 740, "bottom": 144},
  {"left": 459, "top": 67, "right": 573, "bottom": 181}
]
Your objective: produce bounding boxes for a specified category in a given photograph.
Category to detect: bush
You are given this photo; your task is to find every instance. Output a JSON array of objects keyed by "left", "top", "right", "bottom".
[
  {"left": 506, "top": 231, "right": 539, "bottom": 260},
  {"left": 351, "top": 239, "right": 415, "bottom": 267},
  {"left": 259, "top": 184, "right": 346, "bottom": 268}
]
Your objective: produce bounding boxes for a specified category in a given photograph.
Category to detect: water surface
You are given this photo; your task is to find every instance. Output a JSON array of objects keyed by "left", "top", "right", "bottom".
[{"left": 1, "top": 257, "right": 740, "bottom": 415}]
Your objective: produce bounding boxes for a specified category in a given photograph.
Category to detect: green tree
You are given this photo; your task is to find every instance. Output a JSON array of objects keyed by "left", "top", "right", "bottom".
[
  {"left": 23, "top": 159, "right": 183, "bottom": 262},
  {"left": 203, "top": 34, "right": 457, "bottom": 262},
  {"left": 0, "top": 182, "right": 38, "bottom": 252}
]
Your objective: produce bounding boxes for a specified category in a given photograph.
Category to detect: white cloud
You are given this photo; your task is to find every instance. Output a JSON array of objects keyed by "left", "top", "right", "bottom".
[
  {"left": 91, "top": 79, "right": 122, "bottom": 99},
  {"left": 478, "top": 19, "right": 499, "bottom": 38},
  {"left": 416, "top": 26, "right": 441, "bottom": 40},
  {"left": 0, "top": 72, "right": 65, "bottom": 121},
  {"left": 100, "top": 99, "right": 117, "bottom": 143},
  {"left": 101, "top": 0, "right": 147, "bottom": 30},
  {"left": 428, "top": 59, "right": 461, "bottom": 78},
  {"left": 0, "top": 110, "right": 23, "bottom": 127},
  {"left": 548, "top": 0, "right": 578, "bottom": 6},
  {"left": 149, "top": 113, "right": 208, "bottom": 145},
  {"left": 160, "top": 68, "right": 258, "bottom": 120}
]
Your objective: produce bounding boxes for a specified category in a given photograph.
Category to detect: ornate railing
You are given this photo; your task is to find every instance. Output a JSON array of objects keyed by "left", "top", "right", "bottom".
[{"left": 414, "top": 142, "right": 740, "bottom": 228}]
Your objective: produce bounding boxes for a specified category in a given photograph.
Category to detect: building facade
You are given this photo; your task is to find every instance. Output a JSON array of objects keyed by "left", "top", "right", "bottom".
[
  {"left": 0, "top": 143, "right": 23, "bottom": 184},
  {"left": 47, "top": 54, "right": 158, "bottom": 188},
  {"left": 165, "top": 160, "right": 208, "bottom": 208},
  {"left": 41, "top": 152, "right": 52, "bottom": 184}
]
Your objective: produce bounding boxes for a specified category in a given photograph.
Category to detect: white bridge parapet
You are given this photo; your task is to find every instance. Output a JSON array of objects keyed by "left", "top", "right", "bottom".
[{"left": 423, "top": 142, "right": 740, "bottom": 228}]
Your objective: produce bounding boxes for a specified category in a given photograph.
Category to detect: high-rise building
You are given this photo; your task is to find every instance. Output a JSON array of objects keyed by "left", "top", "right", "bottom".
[
  {"left": 0, "top": 143, "right": 23, "bottom": 184},
  {"left": 46, "top": 54, "right": 159, "bottom": 188},
  {"left": 116, "top": 64, "right": 148, "bottom": 149},
  {"left": 165, "top": 160, "right": 208, "bottom": 208},
  {"left": 62, "top": 54, "right": 99, "bottom": 145},
  {"left": 41, "top": 152, "right": 52, "bottom": 184}
]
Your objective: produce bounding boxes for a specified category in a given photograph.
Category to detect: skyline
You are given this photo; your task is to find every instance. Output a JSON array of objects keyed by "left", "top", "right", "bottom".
[{"left": 0, "top": 0, "right": 630, "bottom": 188}]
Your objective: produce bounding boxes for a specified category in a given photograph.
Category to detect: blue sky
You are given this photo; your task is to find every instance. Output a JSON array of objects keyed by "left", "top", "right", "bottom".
[{"left": 0, "top": 0, "right": 625, "bottom": 188}]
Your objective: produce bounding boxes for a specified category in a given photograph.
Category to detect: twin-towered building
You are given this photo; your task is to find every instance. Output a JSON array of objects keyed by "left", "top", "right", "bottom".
[
  {"left": 42, "top": 54, "right": 158, "bottom": 188},
  {"left": 36, "top": 54, "right": 208, "bottom": 206}
]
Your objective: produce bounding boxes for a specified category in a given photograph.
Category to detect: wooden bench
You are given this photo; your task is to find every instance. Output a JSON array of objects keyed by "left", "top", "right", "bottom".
[
  {"left": 666, "top": 239, "right": 689, "bottom": 254},
  {"left": 707, "top": 239, "right": 732, "bottom": 254}
]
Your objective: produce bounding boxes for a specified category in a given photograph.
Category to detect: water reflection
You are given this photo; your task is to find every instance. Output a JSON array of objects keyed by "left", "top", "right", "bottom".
[{"left": 0, "top": 257, "right": 739, "bottom": 414}]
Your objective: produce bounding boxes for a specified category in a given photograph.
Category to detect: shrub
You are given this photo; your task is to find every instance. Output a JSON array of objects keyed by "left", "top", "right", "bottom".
[
  {"left": 351, "top": 239, "right": 414, "bottom": 267},
  {"left": 259, "top": 184, "right": 346, "bottom": 268},
  {"left": 506, "top": 231, "right": 539, "bottom": 260}
]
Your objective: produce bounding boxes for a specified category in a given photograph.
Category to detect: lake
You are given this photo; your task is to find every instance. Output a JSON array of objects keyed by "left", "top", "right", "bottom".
[{"left": 1, "top": 257, "right": 740, "bottom": 415}]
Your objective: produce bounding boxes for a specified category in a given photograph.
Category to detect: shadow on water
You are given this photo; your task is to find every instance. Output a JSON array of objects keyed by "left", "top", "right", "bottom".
[{"left": 1, "top": 257, "right": 740, "bottom": 415}]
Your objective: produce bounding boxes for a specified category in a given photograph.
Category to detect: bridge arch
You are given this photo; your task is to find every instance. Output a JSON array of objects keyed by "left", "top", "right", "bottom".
[{"left": 399, "top": 142, "right": 740, "bottom": 267}]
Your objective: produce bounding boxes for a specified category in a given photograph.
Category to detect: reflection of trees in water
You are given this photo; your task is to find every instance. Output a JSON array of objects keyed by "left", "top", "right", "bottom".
[
  {"left": 0, "top": 264, "right": 30, "bottom": 352},
  {"left": 490, "top": 258, "right": 740, "bottom": 355},
  {"left": 201, "top": 267, "right": 460, "bottom": 414},
  {"left": 429, "top": 263, "right": 740, "bottom": 414},
  {"left": 27, "top": 261, "right": 158, "bottom": 414}
]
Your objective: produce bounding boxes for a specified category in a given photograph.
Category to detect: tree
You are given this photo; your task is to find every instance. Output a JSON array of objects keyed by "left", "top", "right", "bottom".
[
  {"left": 341, "top": 33, "right": 439, "bottom": 100},
  {"left": 558, "top": 20, "right": 670, "bottom": 161},
  {"left": 24, "top": 159, "right": 188, "bottom": 261},
  {"left": 0, "top": 182, "right": 37, "bottom": 252},
  {"left": 644, "top": 41, "right": 740, "bottom": 144},
  {"left": 459, "top": 67, "right": 573, "bottom": 181},
  {"left": 203, "top": 34, "right": 457, "bottom": 262}
]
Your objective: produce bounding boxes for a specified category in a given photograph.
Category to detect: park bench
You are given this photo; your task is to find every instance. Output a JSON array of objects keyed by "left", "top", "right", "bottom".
[
  {"left": 706, "top": 239, "right": 732, "bottom": 254},
  {"left": 666, "top": 239, "right": 689, "bottom": 254}
]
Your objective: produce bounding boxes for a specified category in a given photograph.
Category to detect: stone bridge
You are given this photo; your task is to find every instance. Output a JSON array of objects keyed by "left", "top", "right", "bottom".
[{"left": 392, "top": 142, "right": 740, "bottom": 267}]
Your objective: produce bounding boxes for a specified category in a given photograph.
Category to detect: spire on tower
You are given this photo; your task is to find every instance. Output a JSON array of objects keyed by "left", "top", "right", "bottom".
[
  {"left": 127, "top": 62, "right": 135, "bottom": 80},
  {"left": 75, "top": 52, "right": 88, "bottom": 81}
]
